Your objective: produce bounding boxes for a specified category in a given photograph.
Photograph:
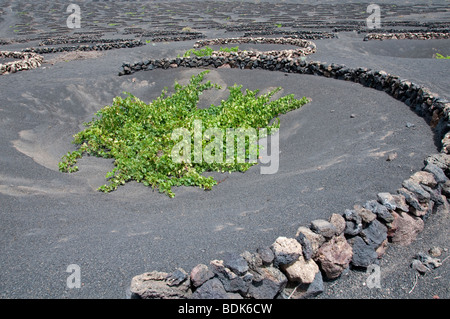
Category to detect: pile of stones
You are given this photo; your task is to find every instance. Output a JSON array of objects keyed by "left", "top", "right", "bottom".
[
  {"left": 122, "top": 37, "right": 450, "bottom": 299},
  {"left": 363, "top": 32, "right": 450, "bottom": 41},
  {"left": 0, "top": 51, "right": 44, "bottom": 75}
]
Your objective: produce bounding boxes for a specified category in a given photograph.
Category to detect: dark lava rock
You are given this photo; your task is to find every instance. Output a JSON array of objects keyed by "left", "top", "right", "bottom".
[
  {"left": 257, "top": 247, "right": 275, "bottom": 266},
  {"left": 166, "top": 268, "right": 188, "bottom": 287},
  {"left": 190, "top": 264, "right": 215, "bottom": 288},
  {"left": 310, "top": 219, "right": 338, "bottom": 238},
  {"left": 360, "top": 219, "right": 388, "bottom": 249},
  {"left": 191, "top": 278, "right": 241, "bottom": 299},
  {"left": 342, "top": 209, "right": 363, "bottom": 236},
  {"left": 223, "top": 252, "right": 249, "bottom": 276},
  {"left": 402, "top": 179, "right": 431, "bottom": 202},
  {"left": 295, "top": 232, "right": 314, "bottom": 261},
  {"left": 364, "top": 200, "right": 395, "bottom": 223},
  {"left": 424, "top": 163, "right": 448, "bottom": 184},
  {"left": 349, "top": 236, "right": 379, "bottom": 268},
  {"left": 246, "top": 266, "right": 288, "bottom": 299}
]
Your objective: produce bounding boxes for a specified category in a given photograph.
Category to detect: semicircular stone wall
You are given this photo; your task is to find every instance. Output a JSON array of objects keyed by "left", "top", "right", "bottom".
[
  {"left": 0, "top": 51, "right": 44, "bottom": 75},
  {"left": 117, "top": 37, "right": 450, "bottom": 299}
]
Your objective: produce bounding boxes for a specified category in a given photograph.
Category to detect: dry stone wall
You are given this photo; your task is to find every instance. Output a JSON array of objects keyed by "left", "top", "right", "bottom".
[
  {"left": 118, "top": 37, "right": 450, "bottom": 299},
  {"left": 22, "top": 39, "right": 144, "bottom": 55},
  {"left": 242, "top": 30, "right": 337, "bottom": 39},
  {"left": 364, "top": 32, "right": 450, "bottom": 41},
  {"left": 193, "top": 37, "right": 317, "bottom": 59},
  {"left": 0, "top": 51, "right": 44, "bottom": 75}
]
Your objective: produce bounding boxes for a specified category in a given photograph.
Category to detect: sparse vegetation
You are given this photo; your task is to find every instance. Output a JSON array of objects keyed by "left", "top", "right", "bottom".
[
  {"left": 436, "top": 53, "right": 450, "bottom": 59},
  {"left": 179, "top": 46, "right": 240, "bottom": 57},
  {"left": 59, "top": 71, "right": 309, "bottom": 197}
]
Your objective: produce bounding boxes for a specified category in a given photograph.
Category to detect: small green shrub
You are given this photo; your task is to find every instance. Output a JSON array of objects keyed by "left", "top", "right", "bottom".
[
  {"left": 179, "top": 46, "right": 240, "bottom": 57},
  {"left": 59, "top": 71, "right": 310, "bottom": 197},
  {"left": 218, "top": 46, "right": 239, "bottom": 53},
  {"left": 181, "top": 46, "right": 214, "bottom": 57}
]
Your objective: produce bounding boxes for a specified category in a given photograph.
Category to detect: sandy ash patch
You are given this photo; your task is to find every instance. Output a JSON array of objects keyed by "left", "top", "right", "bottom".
[{"left": 45, "top": 50, "right": 103, "bottom": 65}]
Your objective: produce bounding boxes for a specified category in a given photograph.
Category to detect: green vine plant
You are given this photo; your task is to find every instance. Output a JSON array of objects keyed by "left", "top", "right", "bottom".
[
  {"left": 59, "top": 71, "right": 310, "bottom": 197},
  {"left": 179, "top": 46, "right": 240, "bottom": 58},
  {"left": 435, "top": 53, "right": 450, "bottom": 59}
]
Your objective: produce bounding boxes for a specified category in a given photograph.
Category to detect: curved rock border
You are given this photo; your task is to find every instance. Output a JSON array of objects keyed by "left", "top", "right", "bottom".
[
  {"left": 364, "top": 32, "right": 450, "bottom": 41},
  {"left": 0, "top": 51, "right": 44, "bottom": 75},
  {"left": 193, "top": 37, "right": 317, "bottom": 59},
  {"left": 120, "top": 37, "right": 450, "bottom": 299}
]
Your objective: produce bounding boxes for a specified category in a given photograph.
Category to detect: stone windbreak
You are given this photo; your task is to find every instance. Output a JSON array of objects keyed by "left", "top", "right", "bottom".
[
  {"left": 22, "top": 39, "right": 144, "bottom": 54},
  {"left": 364, "top": 31, "right": 450, "bottom": 41},
  {"left": 0, "top": 51, "right": 44, "bottom": 75},
  {"left": 120, "top": 37, "right": 450, "bottom": 299}
]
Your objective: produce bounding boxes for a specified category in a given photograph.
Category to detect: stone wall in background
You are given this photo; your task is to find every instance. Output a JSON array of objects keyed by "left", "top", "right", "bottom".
[
  {"left": 121, "top": 36, "right": 450, "bottom": 299},
  {"left": 364, "top": 32, "right": 450, "bottom": 41},
  {"left": 0, "top": 51, "right": 44, "bottom": 75},
  {"left": 22, "top": 39, "right": 144, "bottom": 54}
]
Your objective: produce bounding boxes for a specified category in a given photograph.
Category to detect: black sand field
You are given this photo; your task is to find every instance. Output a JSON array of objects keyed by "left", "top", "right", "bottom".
[{"left": 0, "top": 1, "right": 449, "bottom": 300}]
